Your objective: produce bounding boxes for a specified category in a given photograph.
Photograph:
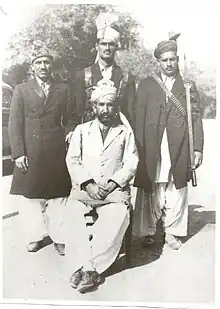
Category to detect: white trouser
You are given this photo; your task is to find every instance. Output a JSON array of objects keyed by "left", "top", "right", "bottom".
[
  {"left": 63, "top": 199, "right": 129, "bottom": 277},
  {"left": 18, "top": 196, "right": 68, "bottom": 244},
  {"left": 134, "top": 182, "right": 188, "bottom": 237}
]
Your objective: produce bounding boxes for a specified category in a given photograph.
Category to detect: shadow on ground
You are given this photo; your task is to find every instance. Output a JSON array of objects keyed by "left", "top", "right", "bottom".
[
  {"left": 181, "top": 204, "right": 215, "bottom": 244},
  {"left": 106, "top": 204, "right": 215, "bottom": 277}
]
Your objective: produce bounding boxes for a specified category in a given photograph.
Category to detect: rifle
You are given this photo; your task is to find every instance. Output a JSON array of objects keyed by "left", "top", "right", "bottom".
[{"left": 183, "top": 54, "right": 197, "bottom": 187}]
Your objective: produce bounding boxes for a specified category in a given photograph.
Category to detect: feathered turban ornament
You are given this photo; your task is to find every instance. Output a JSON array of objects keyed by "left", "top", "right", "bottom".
[{"left": 95, "top": 12, "right": 120, "bottom": 62}]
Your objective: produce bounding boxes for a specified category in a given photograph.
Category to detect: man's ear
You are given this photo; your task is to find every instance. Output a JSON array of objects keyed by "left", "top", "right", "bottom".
[
  {"left": 30, "top": 64, "right": 35, "bottom": 74},
  {"left": 156, "top": 58, "right": 160, "bottom": 65},
  {"left": 92, "top": 102, "right": 97, "bottom": 113},
  {"left": 95, "top": 42, "right": 99, "bottom": 52}
]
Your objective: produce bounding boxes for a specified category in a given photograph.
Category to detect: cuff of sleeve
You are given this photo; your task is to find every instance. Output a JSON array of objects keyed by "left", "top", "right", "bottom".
[
  {"left": 108, "top": 179, "right": 120, "bottom": 188},
  {"left": 12, "top": 153, "right": 25, "bottom": 161},
  {"left": 80, "top": 179, "right": 95, "bottom": 191},
  {"left": 194, "top": 149, "right": 203, "bottom": 154}
]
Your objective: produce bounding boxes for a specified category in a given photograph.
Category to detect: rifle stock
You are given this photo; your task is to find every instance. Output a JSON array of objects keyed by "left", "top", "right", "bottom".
[{"left": 191, "top": 169, "right": 197, "bottom": 187}]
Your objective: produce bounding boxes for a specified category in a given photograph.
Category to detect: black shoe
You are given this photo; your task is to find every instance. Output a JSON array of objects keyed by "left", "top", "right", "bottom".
[
  {"left": 27, "top": 240, "right": 43, "bottom": 252},
  {"left": 69, "top": 268, "right": 83, "bottom": 289},
  {"left": 76, "top": 270, "right": 102, "bottom": 293},
  {"left": 54, "top": 243, "right": 65, "bottom": 256}
]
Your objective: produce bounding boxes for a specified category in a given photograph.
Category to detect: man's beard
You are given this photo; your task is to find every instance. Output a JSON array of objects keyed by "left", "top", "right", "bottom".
[{"left": 97, "top": 113, "right": 114, "bottom": 126}]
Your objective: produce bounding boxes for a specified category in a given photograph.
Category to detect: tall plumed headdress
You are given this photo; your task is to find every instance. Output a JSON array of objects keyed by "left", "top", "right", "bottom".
[
  {"left": 95, "top": 12, "right": 120, "bottom": 62},
  {"left": 96, "top": 12, "right": 120, "bottom": 44}
]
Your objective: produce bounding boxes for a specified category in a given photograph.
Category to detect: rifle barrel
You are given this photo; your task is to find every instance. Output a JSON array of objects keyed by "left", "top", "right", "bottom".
[{"left": 185, "top": 81, "right": 197, "bottom": 186}]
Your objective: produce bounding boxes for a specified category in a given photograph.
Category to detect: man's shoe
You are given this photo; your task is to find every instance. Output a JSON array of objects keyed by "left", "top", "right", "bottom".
[
  {"left": 76, "top": 270, "right": 102, "bottom": 293},
  {"left": 165, "top": 234, "right": 182, "bottom": 250},
  {"left": 69, "top": 268, "right": 83, "bottom": 289},
  {"left": 54, "top": 243, "right": 65, "bottom": 256},
  {"left": 27, "top": 241, "right": 43, "bottom": 252}
]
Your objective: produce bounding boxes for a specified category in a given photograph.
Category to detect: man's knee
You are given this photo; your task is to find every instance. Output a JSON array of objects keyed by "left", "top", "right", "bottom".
[
  {"left": 98, "top": 202, "right": 129, "bottom": 223},
  {"left": 65, "top": 199, "right": 89, "bottom": 222}
]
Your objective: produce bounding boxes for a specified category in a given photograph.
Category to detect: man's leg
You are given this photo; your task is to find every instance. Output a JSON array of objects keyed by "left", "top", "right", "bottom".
[
  {"left": 134, "top": 185, "right": 164, "bottom": 246},
  {"left": 46, "top": 197, "right": 68, "bottom": 255},
  {"left": 133, "top": 188, "right": 158, "bottom": 237},
  {"left": 63, "top": 198, "right": 104, "bottom": 292},
  {"left": 163, "top": 182, "right": 188, "bottom": 249},
  {"left": 18, "top": 197, "right": 47, "bottom": 251},
  {"left": 64, "top": 199, "right": 94, "bottom": 275},
  {"left": 90, "top": 202, "right": 130, "bottom": 274}
]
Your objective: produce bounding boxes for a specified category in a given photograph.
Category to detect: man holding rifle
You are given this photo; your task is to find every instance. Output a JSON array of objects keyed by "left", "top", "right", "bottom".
[{"left": 133, "top": 36, "right": 204, "bottom": 250}]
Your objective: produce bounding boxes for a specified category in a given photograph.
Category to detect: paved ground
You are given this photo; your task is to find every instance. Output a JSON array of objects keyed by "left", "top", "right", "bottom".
[{"left": 2, "top": 120, "right": 216, "bottom": 304}]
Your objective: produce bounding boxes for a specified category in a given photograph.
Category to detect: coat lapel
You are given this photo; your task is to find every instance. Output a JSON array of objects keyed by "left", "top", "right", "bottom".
[
  {"left": 42, "top": 81, "right": 65, "bottom": 111},
  {"left": 89, "top": 119, "right": 124, "bottom": 152},
  {"left": 91, "top": 63, "right": 103, "bottom": 85},
  {"left": 29, "top": 78, "right": 46, "bottom": 100},
  {"left": 111, "top": 64, "right": 123, "bottom": 88},
  {"left": 88, "top": 119, "right": 104, "bottom": 150},
  {"left": 43, "top": 82, "right": 59, "bottom": 107},
  {"left": 103, "top": 124, "right": 124, "bottom": 150},
  {"left": 171, "top": 72, "right": 185, "bottom": 98},
  {"left": 27, "top": 78, "right": 47, "bottom": 109}
]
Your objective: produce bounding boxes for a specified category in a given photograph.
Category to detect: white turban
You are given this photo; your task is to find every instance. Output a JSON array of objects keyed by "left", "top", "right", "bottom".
[{"left": 90, "top": 79, "right": 117, "bottom": 104}]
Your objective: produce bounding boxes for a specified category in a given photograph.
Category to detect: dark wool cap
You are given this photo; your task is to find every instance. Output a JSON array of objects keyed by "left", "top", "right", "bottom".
[
  {"left": 31, "top": 40, "right": 53, "bottom": 63},
  {"left": 154, "top": 40, "right": 177, "bottom": 59}
]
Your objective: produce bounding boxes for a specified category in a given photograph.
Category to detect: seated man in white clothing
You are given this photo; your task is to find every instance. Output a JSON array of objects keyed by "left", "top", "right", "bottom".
[{"left": 64, "top": 79, "right": 138, "bottom": 293}]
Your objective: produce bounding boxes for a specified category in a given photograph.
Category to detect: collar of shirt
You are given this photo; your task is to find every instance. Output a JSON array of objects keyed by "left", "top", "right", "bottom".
[
  {"left": 98, "top": 62, "right": 113, "bottom": 80},
  {"left": 161, "top": 73, "right": 175, "bottom": 91},
  {"left": 36, "top": 76, "right": 52, "bottom": 93},
  {"left": 96, "top": 119, "right": 111, "bottom": 132}
]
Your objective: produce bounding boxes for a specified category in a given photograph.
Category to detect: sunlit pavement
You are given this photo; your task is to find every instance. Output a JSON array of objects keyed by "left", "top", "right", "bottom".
[{"left": 2, "top": 120, "right": 215, "bottom": 304}]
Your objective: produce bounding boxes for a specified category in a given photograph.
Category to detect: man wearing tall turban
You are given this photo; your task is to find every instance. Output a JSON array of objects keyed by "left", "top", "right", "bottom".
[
  {"left": 63, "top": 80, "right": 138, "bottom": 292},
  {"left": 70, "top": 12, "right": 136, "bottom": 141},
  {"left": 133, "top": 37, "right": 204, "bottom": 250},
  {"left": 9, "top": 42, "right": 78, "bottom": 255}
]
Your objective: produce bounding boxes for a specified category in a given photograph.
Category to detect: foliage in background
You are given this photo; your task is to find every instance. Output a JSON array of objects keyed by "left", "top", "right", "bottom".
[
  {"left": 2, "top": 4, "right": 216, "bottom": 118},
  {"left": 3, "top": 4, "right": 139, "bottom": 84}
]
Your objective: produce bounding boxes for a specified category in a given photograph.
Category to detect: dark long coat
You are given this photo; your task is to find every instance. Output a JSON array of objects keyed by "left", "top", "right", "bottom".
[
  {"left": 74, "top": 62, "right": 136, "bottom": 127},
  {"left": 133, "top": 72, "right": 204, "bottom": 191},
  {"left": 9, "top": 78, "right": 78, "bottom": 199}
]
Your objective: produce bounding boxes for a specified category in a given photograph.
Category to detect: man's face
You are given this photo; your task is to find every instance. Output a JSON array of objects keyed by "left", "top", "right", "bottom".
[
  {"left": 32, "top": 56, "right": 52, "bottom": 81},
  {"left": 93, "top": 100, "right": 118, "bottom": 126},
  {"left": 96, "top": 38, "right": 118, "bottom": 62},
  {"left": 157, "top": 51, "right": 179, "bottom": 77}
]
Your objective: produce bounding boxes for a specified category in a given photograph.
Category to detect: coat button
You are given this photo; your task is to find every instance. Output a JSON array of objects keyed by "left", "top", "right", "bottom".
[{"left": 33, "top": 133, "right": 38, "bottom": 139}]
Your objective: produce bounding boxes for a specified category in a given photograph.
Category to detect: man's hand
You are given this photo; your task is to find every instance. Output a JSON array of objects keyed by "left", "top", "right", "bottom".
[
  {"left": 194, "top": 151, "right": 203, "bottom": 169},
  {"left": 65, "top": 131, "right": 74, "bottom": 144},
  {"left": 105, "top": 181, "right": 118, "bottom": 194},
  {"left": 85, "top": 183, "right": 107, "bottom": 200},
  {"left": 15, "top": 156, "right": 28, "bottom": 173}
]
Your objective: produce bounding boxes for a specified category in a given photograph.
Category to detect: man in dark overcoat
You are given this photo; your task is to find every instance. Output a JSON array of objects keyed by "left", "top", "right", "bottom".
[
  {"left": 133, "top": 39, "right": 204, "bottom": 249},
  {"left": 71, "top": 13, "right": 136, "bottom": 130},
  {"left": 9, "top": 46, "right": 78, "bottom": 254}
]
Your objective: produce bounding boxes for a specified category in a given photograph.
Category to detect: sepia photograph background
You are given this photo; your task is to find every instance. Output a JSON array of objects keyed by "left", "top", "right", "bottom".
[{"left": 0, "top": 0, "right": 218, "bottom": 308}]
